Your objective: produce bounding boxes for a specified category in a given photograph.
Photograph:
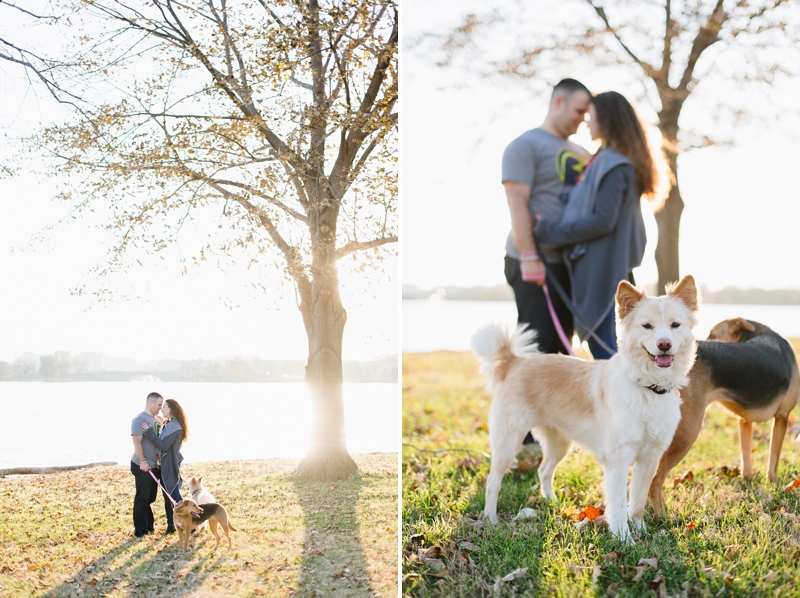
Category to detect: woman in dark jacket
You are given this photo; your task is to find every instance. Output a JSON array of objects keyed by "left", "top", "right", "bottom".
[
  {"left": 535, "top": 91, "right": 660, "bottom": 360},
  {"left": 142, "top": 398, "right": 189, "bottom": 534}
]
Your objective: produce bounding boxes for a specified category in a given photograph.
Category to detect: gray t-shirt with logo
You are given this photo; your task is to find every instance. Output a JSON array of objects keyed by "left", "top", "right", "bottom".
[
  {"left": 131, "top": 411, "right": 158, "bottom": 468},
  {"left": 501, "top": 128, "right": 585, "bottom": 263}
]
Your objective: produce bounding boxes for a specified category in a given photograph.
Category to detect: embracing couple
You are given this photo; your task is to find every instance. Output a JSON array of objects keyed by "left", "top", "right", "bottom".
[
  {"left": 130, "top": 392, "right": 190, "bottom": 537},
  {"left": 503, "top": 78, "right": 659, "bottom": 364}
]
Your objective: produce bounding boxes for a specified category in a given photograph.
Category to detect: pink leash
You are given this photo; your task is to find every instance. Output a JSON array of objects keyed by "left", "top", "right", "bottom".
[
  {"left": 147, "top": 468, "right": 178, "bottom": 507},
  {"left": 543, "top": 282, "right": 577, "bottom": 357}
]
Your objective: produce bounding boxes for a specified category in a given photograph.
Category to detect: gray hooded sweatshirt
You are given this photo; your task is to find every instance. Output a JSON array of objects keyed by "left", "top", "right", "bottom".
[
  {"left": 143, "top": 419, "right": 184, "bottom": 493},
  {"left": 535, "top": 148, "right": 646, "bottom": 340}
]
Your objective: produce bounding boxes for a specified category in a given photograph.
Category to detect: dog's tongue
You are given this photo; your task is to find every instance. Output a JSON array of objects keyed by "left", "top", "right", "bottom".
[{"left": 656, "top": 354, "right": 673, "bottom": 367}]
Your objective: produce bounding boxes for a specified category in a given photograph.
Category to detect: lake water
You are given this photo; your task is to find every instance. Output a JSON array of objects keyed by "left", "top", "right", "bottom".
[
  {"left": 403, "top": 299, "right": 800, "bottom": 353},
  {"left": 0, "top": 382, "right": 398, "bottom": 469}
]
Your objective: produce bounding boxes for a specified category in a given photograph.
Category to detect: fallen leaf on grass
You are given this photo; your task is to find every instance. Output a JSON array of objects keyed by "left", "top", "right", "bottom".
[
  {"left": 462, "top": 515, "right": 485, "bottom": 532},
  {"left": 512, "top": 455, "right": 542, "bottom": 474},
  {"left": 638, "top": 557, "right": 658, "bottom": 569},
  {"left": 406, "top": 533, "right": 425, "bottom": 551},
  {"left": 423, "top": 559, "right": 446, "bottom": 572},
  {"left": 764, "top": 570, "right": 776, "bottom": 581},
  {"left": 579, "top": 505, "right": 603, "bottom": 522},
  {"left": 562, "top": 505, "right": 578, "bottom": 519},
  {"left": 784, "top": 479, "right": 800, "bottom": 492},
  {"left": 569, "top": 564, "right": 593, "bottom": 575},
  {"left": 499, "top": 567, "right": 527, "bottom": 582},
  {"left": 713, "top": 465, "right": 740, "bottom": 478},
  {"left": 685, "top": 521, "right": 697, "bottom": 532},
  {"left": 724, "top": 545, "right": 739, "bottom": 559},
  {"left": 459, "top": 541, "right": 479, "bottom": 552},
  {"left": 672, "top": 470, "right": 694, "bottom": 487},
  {"left": 514, "top": 508, "right": 537, "bottom": 521},
  {"left": 606, "top": 582, "right": 620, "bottom": 596},
  {"left": 591, "top": 566, "right": 602, "bottom": 589},
  {"left": 456, "top": 457, "right": 481, "bottom": 471},
  {"left": 601, "top": 551, "right": 623, "bottom": 562}
]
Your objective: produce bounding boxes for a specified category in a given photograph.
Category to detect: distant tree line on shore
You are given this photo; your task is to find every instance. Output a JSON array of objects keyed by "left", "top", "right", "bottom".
[
  {"left": 402, "top": 284, "right": 800, "bottom": 305},
  {"left": 0, "top": 353, "right": 397, "bottom": 383}
]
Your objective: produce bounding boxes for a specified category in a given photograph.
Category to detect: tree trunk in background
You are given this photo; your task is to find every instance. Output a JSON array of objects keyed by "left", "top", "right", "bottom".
[
  {"left": 294, "top": 204, "right": 358, "bottom": 481},
  {"left": 654, "top": 149, "right": 683, "bottom": 295},
  {"left": 655, "top": 106, "right": 684, "bottom": 295}
]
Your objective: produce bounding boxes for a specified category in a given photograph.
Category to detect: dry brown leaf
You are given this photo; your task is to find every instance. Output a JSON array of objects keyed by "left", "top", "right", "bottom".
[
  {"left": 591, "top": 566, "right": 602, "bottom": 588},
  {"left": 513, "top": 455, "right": 542, "bottom": 474},
  {"left": 672, "top": 470, "right": 694, "bottom": 487},
  {"left": 562, "top": 505, "right": 579, "bottom": 519},
  {"left": 459, "top": 541, "right": 479, "bottom": 552},
  {"left": 685, "top": 521, "right": 697, "bottom": 531},
  {"left": 631, "top": 565, "right": 648, "bottom": 583},
  {"left": 784, "top": 479, "right": 800, "bottom": 492},
  {"left": 638, "top": 557, "right": 658, "bottom": 569},
  {"left": 462, "top": 515, "right": 485, "bottom": 531},
  {"left": 606, "top": 582, "right": 620, "bottom": 596},
  {"left": 601, "top": 551, "right": 622, "bottom": 562}
]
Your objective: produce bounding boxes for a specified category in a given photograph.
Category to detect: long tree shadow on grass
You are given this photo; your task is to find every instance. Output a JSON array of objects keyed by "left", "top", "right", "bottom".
[
  {"left": 294, "top": 475, "right": 373, "bottom": 596},
  {"left": 41, "top": 533, "right": 226, "bottom": 597}
]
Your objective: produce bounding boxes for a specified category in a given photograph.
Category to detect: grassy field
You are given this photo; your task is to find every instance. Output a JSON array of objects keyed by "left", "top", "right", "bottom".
[
  {"left": 402, "top": 349, "right": 800, "bottom": 597},
  {"left": 0, "top": 454, "right": 398, "bottom": 598}
]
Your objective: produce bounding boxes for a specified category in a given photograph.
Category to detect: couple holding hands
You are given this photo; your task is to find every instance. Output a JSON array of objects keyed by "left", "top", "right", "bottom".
[
  {"left": 503, "top": 78, "right": 659, "bottom": 362},
  {"left": 130, "top": 392, "right": 190, "bottom": 537}
]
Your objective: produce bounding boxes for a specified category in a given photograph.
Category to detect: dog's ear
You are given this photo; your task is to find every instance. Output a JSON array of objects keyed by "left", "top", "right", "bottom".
[
  {"left": 616, "top": 280, "right": 644, "bottom": 320},
  {"left": 666, "top": 274, "right": 700, "bottom": 312},
  {"left": 732, "top": 317, "right": 756, "bottom": 333},
  {"left": 198, "top": 476, "right": 203, "bottom": 483}
]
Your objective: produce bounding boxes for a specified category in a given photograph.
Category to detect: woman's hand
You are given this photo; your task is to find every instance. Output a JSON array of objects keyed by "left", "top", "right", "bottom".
[{"left": 141, "top": 422, "right": 151, "bottom": 432}]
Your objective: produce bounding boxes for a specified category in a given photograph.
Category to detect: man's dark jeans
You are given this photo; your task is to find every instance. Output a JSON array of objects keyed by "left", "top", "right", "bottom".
[
  {"left": 130, "top": 461, "right": 160, "bottom": 536},
  {"left": 504, "top": 256, "right": 573, "bottom": 355},
  {"left": 505, "top": 256, "right": 574, "bottom": 445}
]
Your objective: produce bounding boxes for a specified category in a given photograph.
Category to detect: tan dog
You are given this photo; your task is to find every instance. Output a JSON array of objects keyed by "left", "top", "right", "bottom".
[
  {"left": 172, "top": 499, "right": 237, "bottom": 550},
  {"left": 473, "top": 276, "right": 699, "bottom": 542},
  {"left": 649, "top": 317, "right": 800, "bottom": 515}
]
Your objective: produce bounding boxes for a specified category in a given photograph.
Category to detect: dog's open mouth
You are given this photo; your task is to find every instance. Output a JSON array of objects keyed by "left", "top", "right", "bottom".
[{"left": 646, "top": 349, "right": 674, "bottom": 368}]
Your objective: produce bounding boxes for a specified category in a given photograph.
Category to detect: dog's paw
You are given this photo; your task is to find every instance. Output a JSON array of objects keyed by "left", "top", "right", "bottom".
[{"left": 630, "top": 518, "right": 646, "bottom": 533}]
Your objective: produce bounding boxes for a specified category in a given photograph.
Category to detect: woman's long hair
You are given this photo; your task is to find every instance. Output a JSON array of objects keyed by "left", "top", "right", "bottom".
[
  {"left": 165, "top": 398, "right": 189, "bottom": 442},
  {"left": 592, "top": 91, "right": 658, "bottom": 200}
]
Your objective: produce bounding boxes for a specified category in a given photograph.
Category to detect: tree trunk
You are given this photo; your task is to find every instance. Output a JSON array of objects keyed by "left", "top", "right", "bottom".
[
  {"left": 294, "top": 211, "right": 357, "bottom": 481},
  {"left": 654, "top": 118, "right": 684, "bottom": 295}
]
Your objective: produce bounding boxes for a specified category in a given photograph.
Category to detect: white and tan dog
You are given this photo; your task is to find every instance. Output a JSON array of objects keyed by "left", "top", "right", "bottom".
[
  {"left": 472, "top": 276, "right": 700, "bottom": 542},
  {"left": 186, "top": 476, "right": 216, "bottom": 531}
]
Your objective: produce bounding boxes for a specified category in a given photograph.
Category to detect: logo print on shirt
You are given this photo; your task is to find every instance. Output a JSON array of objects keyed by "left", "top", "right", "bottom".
[{"left": 556, "top": 149, "right": 585, "bottom": 186}]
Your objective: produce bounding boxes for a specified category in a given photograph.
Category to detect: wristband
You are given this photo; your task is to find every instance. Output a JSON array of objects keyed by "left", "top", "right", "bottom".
[{"left": 520, "top": 251, "right": 540, "bottom": 262}]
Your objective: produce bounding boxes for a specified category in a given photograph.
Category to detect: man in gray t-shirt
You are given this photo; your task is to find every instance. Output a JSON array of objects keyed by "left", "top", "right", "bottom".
[
  {"left": 130, "top": 392, "right": 164, "bottom": 537},
  {"left": 501, "top": 78, "right": 590, "bottom": 357}
]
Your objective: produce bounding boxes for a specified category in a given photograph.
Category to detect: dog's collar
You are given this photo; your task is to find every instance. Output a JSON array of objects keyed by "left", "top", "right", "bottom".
[
  {"left": 191, "top": 488, "right": 202, "bottom": 499},
  {"left": 645, "top": 384, "right": 671, "bottom": 395}
]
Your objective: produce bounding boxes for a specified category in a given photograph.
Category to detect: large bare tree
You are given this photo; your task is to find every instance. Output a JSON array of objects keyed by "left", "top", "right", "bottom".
[
  {"left": 425, "top": 0, "right": 799, "bottom": 292},
  {"left": 1, "top": 0, "right": 397, "bottom": 480}
]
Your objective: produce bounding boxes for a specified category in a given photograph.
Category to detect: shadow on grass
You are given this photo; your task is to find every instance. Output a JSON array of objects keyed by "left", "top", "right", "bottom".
[
  {"left": 41, "top": 532, "right": 226, "bottom": 597},
  {"left": 294, "top": 475, "right": 373, "bottom": 596}
]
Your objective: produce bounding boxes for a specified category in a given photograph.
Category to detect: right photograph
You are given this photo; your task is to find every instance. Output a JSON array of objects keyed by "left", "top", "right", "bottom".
[{"left": 402, "top": 1, "right": 800, "bottom": 595}]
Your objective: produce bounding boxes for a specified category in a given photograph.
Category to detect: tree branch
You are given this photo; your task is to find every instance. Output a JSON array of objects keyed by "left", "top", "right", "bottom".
[
  {"left": 586, "top": 0, "right": 659, "bottom": 78},
  {"left": 336, "top": 235, "right": 397, "bottom": 259}
]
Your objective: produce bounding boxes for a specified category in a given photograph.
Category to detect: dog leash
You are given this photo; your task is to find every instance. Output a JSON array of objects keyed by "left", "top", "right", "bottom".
[
  {"left": 532, "top": 238, "right": 617, "bottom": 357},
  {"left": 542, "top": 282, "right": 577, "bottom": 357},
  {"left": 147, "top": 468, "right": 178, "bottom": 507}
]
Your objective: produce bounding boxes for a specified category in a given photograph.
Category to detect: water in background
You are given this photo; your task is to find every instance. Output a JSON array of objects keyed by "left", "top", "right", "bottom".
[
  {"left": 0, "top": 382, "right": 397, "bottom": 469},
  {"left": 403, "top": 299, "right": 800, "bottom": 353}
]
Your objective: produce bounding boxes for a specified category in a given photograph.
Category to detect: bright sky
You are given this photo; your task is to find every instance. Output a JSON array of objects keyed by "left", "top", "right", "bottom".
[
  {"left": 402, "top": 0, "right": 800, "bottom": 293},
  {"left": 0, "top": 7, "right": 397, "bottom": 364}
]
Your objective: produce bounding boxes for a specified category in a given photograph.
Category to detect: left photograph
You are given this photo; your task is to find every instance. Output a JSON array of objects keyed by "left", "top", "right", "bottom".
[{"left": 0, "top": 1, "right": 398, "bottom": 596}]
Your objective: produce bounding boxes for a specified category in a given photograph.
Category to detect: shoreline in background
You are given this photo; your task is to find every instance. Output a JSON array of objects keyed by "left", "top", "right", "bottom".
[{"left": 403, "top": 283, "right": 800, "bottom": 305}]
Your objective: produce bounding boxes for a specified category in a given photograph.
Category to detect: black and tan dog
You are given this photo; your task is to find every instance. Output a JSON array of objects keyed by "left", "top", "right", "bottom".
[
  {"left": 173, "top": 498, "right": 237, "bottom": 551},
  {"left": 649, "top": 317, "right": 800, "bottom": 515}
]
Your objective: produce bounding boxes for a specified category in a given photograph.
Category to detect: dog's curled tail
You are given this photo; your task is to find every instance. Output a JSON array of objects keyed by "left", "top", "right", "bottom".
[
  {"left": 471, "top": 323, "right": 538, "bottom": 390},
  {"left": 228, "top": 521, "right": 237, "bottom": 532}
]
